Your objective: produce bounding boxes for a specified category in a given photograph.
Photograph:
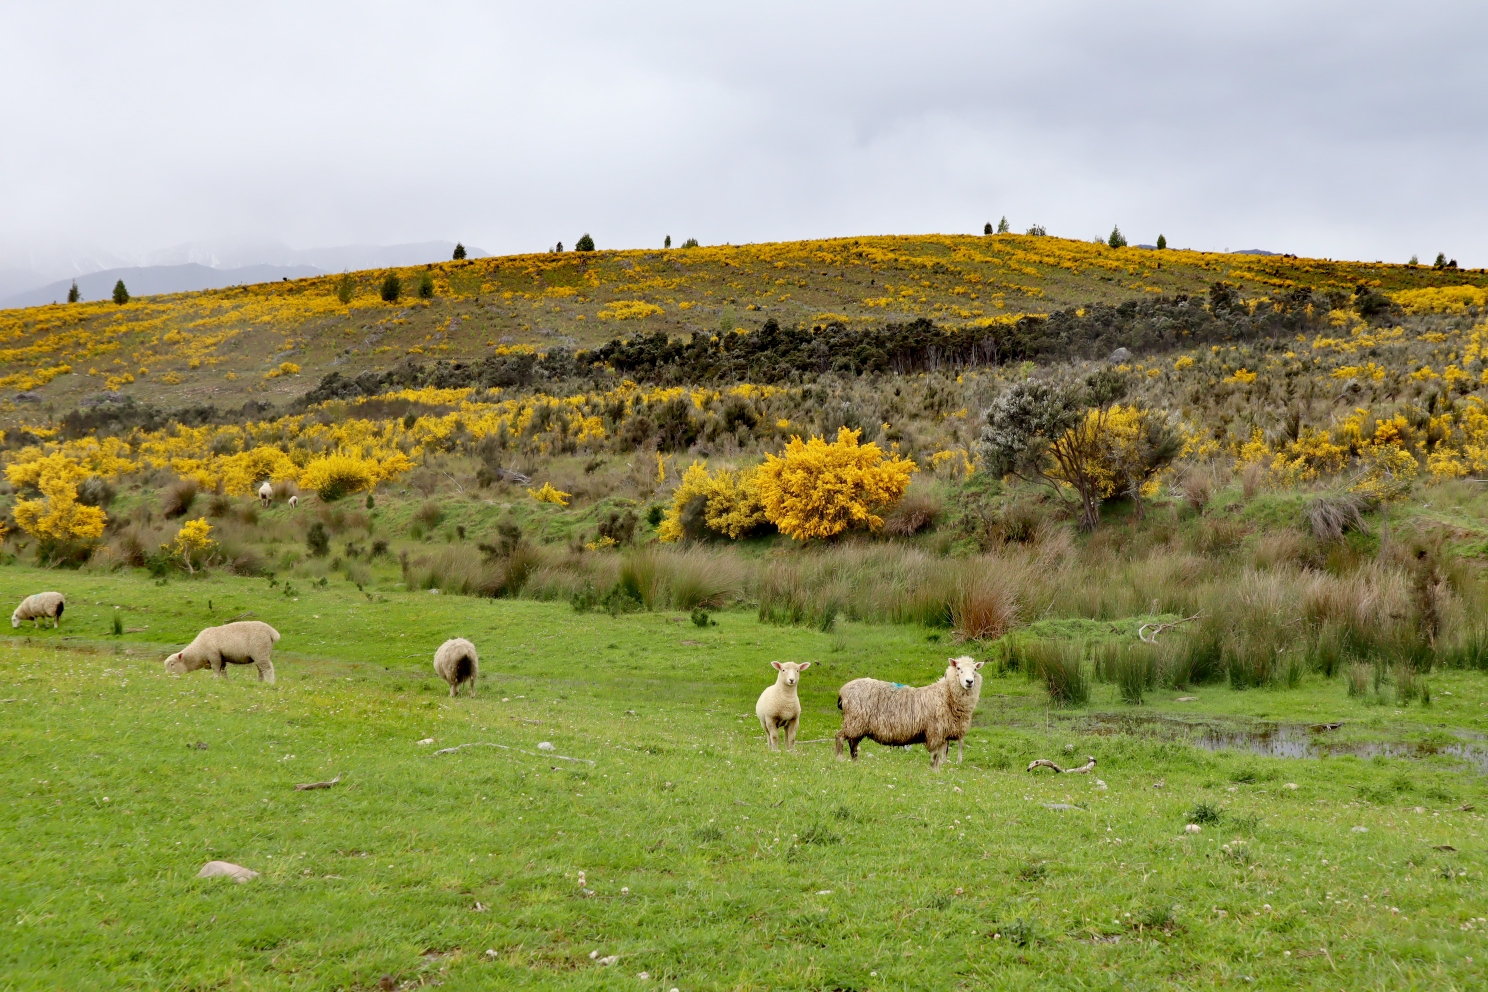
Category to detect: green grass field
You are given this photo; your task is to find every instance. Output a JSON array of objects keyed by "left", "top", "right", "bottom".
[{"left": 4, "top": 565, "right": 1488, "bottom": 990}]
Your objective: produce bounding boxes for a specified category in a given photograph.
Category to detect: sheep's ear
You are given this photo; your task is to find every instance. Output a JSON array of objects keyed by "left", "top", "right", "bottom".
[
  {"left": 974, "top": 661, "right": 985, "bottom": 670},
  {"left": 772, "top": 661, "right": 783, "bottom": 671},
  {"left": 798, "top": 661, "right": 810, "bottom": 671}
]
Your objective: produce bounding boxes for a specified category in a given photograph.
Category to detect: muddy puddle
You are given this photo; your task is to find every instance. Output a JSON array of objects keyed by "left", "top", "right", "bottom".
[{"left": 1045, "top": 712, "right": 1488, "bottom": 773}]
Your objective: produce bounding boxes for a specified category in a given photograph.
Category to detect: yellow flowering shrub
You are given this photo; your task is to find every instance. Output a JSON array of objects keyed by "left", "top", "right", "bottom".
[
  {"left": 527, "top": 482, "right": 571, "bottom": 506},
  {"left": 658, "top": 462, "right": 769, "bottom": 542},
  {"left": 12, "top": 460, "right": 106, "bottom": 545},
  {"left": 170, "top": 518, "right": 216, "bottom": 573},
  {"left": 299, "top": 453, "right": 387, "bottom": 501},
  {"left": 756, "top": 428, "right": 916, "bottom": 541}
]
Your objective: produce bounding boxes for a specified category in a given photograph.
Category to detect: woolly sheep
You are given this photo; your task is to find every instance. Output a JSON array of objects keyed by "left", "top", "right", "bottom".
[
  {"left": 947, "top": 658, "right": 983, "bottom": 763},
  {"left": 257, "top": 482, "right": 273, "bottom": 507},
  {"left": 433, "top": 638, "right": 479, "bottom": 697},
  {"left": 287, "top": 494, "right": 298, "bottom": 507},
  {"left": 11, "top": 591, "right": 65, "bottom": 629},
  {"left": 755, "top": 661, "right": 811, "bottom": 751},
  {"left": 164, "top": 621, "right": 281, "bottom": 684},
  {"left": 835, "top": 656, "right": 984, "bottom": 771}
]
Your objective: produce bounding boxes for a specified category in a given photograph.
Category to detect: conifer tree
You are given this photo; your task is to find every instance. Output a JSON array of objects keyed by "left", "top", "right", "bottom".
[
  {"left": 112, "top": 280, "right": 129, "bottom": 305},
  {"left": 984, "top": 222, "right": 993, "bottom": 235},
  {"left": 452, "top": 242, "right": 466, "bottom": 260},
  {"left": 67, "top": 281, "right": 80, "bottom": 303},
  {"left": 997, "top": 216, "right": 1010, "bottom": 234},
  {"left": 417, "top": 270, "right": 435, "bottom": 299},
  {"left": 575, "top": 233, "right": 595, "bottom": 252},
  {"left": 336, "top": 272, "right": 355, "bottom": 304},
  {"left": 380, "top": 271, "right": 401, "bottom": 302},
  {"left": 1156, "top": 234, "right": 1167, "bottom": 250},
  {"left": 664, "top": 235, "right": 672, "bottom": 248},
  {"left": 1108, "top": 226, "right": 1127, "bottom": 249}
]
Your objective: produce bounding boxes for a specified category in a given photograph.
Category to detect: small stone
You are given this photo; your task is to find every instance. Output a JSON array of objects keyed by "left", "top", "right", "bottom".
[
  {"left": 1185, "top": 824, "right": 1202, "bottom": 834},
  {"left": 621, "top": 886, "right": 630, "bottom": 895},
  {"left": 484, "top": 949, "right": 497, "bottom": 959},
  {"left": 638, "top": 972, "right": 650, "bottom": 980},
  {"left": 1286, "top": 783, "right": 1299, "bottom": 790},
  {"left": 598, "top": 955, "right": 619, "bottom": 966},
  {"left": 416, "top": 738, "right": 434, "bottom": 745},
  {"left": 538, "top": 742, "right": 556, "bottom": 751},
  {"left": 589, "top": 950, "right": 599, "bottom": 960},
  {"left": 197, "top": 861, "right": 259, "bottom": 883},
  {"left": 1351, "top": 826, "right": 1368, "bottom": 833},
  {"left": 1176, "top": 696, "right": 1197, "bottom": 702}
]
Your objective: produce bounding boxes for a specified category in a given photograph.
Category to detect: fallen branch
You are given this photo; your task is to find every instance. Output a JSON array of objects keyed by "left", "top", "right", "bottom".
[
  {"left": 294, "top": 773, "right": 342, "bottom": 791},
  {"left": 1027, "top": 756, "right": 1097, "bottom": 774},
  {"left": 1138, "top": 613, "right": 1202, "bottom": 645},
  {"left": 432, "top": 741, "right": 595, "bottom": 765},
  {"left": 227, "top": 611, "right": 258, "bottom": 622}
]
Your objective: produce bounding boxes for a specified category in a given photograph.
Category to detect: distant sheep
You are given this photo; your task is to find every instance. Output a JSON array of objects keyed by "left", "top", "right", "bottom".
[
  {"left": 257, "top": 482, "right": 273, "bottom": 507},
  {"left": 835, "top": 656, "right": 984, "bottom": 771},
  {"left": 287, "top": 494, "right": 298, "bottom": 508},
  {"left": 433, "top": 638, "right": 479, "bottom": 697},
  {"left": 755, "top": 661, "right": 811, "bottom": 751},
  {"left": 164, "top": 621, "right": 281, "bottom": 684},
  {"left": 12, "top": 591, "right": 65, "bottom": 629}
]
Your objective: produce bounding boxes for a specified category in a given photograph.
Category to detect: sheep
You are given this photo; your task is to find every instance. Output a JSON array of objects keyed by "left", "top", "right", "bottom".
[
  {"left": 755, "top": 661, "right": 811, "bottom": 751},
  {"left": 257, "top": 482, "right": 273, "bottom": 507},
  {"left": 947, "top": 659, "right": 983, "bottom": 763},
  {"left": 835, "top": 656, "right": 984, "bottom": 771},
  {"left": 433, "top": 638, "right": 479, "bottom": 697},
  {"left": 287, "top": 494, "right": 298, "bottom": 508},
  {"left": 164, "top": 621, "right": 281, "bottom": 684},
  {"left": 12, "top": 591, "right": 65, "bottom": 629}
]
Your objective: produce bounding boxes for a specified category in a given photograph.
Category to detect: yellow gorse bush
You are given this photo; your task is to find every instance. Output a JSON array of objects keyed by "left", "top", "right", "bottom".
[
  {"left": 11, "top": 455, "right": 106, "bottom": 545},
  {"left": 299, "top": 453, "right": 401, "bottom": 501},
  {"left": 527, "top": 482, "right": 571, "bottom": 506},
  {"left": 658, "top": 462, "right": 769, "bottom": 542},
  {"left": 756, "top": 428, "right": 916, "bottom": 541}
]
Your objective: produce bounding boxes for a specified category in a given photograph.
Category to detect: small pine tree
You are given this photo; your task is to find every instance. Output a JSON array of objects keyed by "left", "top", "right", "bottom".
[
  {"left": 555, "top": 242, "right": 564, "bottom": 253},
  {"left": 1408, "top": 254, "right": 1418, "bottom": 266},
  {"left": 1156, "top": 234, "right": 1167, "bottom": 250},
  {"left": 1026, "top": 225, "right": 1046, "bottom": 237},
  {"left": 67, "top": 281, "right": 80, "bottom": 303},
  {"left": 997, "top": 216, "right": 1010, "bottom": 234},
  {"left": 380, "top": 271, "right": 401, "bottom": 302},
  {"left": 335, "top": 272, "right": 355, "bottom": 304},
  {"left": 112, "top": 279, "right": 129, "bottom": 305},
  {"left": 1108, "top": 226, "right": 1127, "bottom": 249},
  {"left": 452, "top": 242, "right": 466, "bottom": 260},
  {"left": 664, "top": 235, "right": 672, "bottom": 248},
  {"left": 575, "top": 233, "right": 595, "bottom": 252},
  {"left": 1434, "top": 252, "right": 1448, "bottom": 269},
  {"left": 417, "top": 270, "right": 435, "bottom": 299},
  {"left": 682, "top": 237, "right": 699, "bottom": 249},
  {"left": 984, "top": 222, "right": 993, "bottom": 235}
]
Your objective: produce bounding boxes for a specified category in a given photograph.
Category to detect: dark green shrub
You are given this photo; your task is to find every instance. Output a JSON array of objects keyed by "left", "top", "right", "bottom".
[
  {"left": 681, "top": 237, "right": 699, "bottom": 249},
  {"left": 1187, "top": 802, "right": 1222, "bottom": 825},
  {"left": 112, "top": 280, "right": 129, "bottom": 305},
  {"left": 380, "top": 272, "right": 401, "bottom": 302},
  {"left": 575, "top": 233, "right": 595, "bottom": 252},
  {"left": 67, "top": 281, "right": 80, "bottom": 303},
  {"left": 306, "top": 522, "right": 330, "bottom": 557},
  {"left": 1107, "top": 226, "right": 1127, "bottom": 248},
  {"left": 417, "top": 271, "right": 435, "bottom": 299},
  {"left": 1156, "top": 234, "right": 1167, "bottom": 250},
  {"left": 452, "top": 242, "right": 466, "bottom": 260},
  {"left": 336, "top": 273, "right": 355, "bottom": 304}
]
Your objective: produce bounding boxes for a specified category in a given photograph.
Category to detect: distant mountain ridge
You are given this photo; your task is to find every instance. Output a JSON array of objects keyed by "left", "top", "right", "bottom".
[
  {"left": 0, "top": 240, "right": 488, "bottom": 306},
  {"left": 2, "top": 264, "right": 325, "bottom": 308}
]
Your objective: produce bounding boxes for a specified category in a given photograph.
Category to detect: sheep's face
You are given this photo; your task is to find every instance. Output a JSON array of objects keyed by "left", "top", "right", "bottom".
[
  {"left": 163, "top": 652, "right": 201, "bottom": 675},
  {"left": 946, "top": 656, "right": 984, "bottom": 691},
  {"left": 771, "top": 660, "right": 810, "bottom": 686},
  {"left": 10, "top": 612, "right": 20, "bottom": 628}
]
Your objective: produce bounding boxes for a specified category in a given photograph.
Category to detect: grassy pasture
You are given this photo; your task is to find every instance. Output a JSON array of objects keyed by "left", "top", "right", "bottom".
[{"left": 3, "top": 566, "right": 1488, "bottom": 990}]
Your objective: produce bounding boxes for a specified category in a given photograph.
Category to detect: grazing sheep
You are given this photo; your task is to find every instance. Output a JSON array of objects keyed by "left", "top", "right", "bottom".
[
  {"left": 287, "top": 494, "right": 298, "bottom": 508},
  {"left": 257, "top": 482, "right": 273, "bottom": 507},
  {"left": 835, "top": 656, "right": 984, "bottom": 771},
  {"left": 433, "top": 638, "right": 479, "bottom": 697},
  {"left": 755, "top": 661, "right": 811, "bottom": 751},
  {"left": 164, "top": 621, "right": 281, "bottom": 684},
  {"left": 12, "top": 591, "right": 65, "bottom": 629}
]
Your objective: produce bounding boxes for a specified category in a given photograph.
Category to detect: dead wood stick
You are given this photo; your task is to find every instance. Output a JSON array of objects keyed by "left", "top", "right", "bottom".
[
  {"left": 294, "top": 773, "right": 342, "bottom": 791},
  {"left": 1138, "top": 613, "right": 1202, "bottom": 644},
  {"left": 1027, "top": 756, "right": 1097, "bottom": 774},
  {"left": 432, "top": 741, "right": 595, "bottom": 765}
]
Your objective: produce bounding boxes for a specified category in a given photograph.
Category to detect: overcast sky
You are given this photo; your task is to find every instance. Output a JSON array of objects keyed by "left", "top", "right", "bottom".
[{"left": 3, "top": 1, "right": 1485, "bottom": 273}]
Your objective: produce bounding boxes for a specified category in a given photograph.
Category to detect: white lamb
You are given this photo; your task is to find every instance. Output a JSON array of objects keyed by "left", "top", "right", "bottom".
[
  {"left": 12, "top": 591, "right": 65, "bottom": 629},
  {"left": 257, "top": 482, "right": 273, "bottom": 507},
  {"left": 287, "top": 494, "right": 298, "bottom": 508},
  {"left": 755, "top": 661, "right": 811, "bottom": 751},
  {"left": 835, "top": 656, "right": 984, "bottom": 771},
  {"left": 433, "top": 638, "right": 479, "bottom": 696},
  {"left": 164, "top": 621, "right": 281, "bottom": 683}
]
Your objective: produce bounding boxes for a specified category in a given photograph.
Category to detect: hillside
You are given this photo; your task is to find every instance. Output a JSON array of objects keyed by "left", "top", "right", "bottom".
[{"left": 2, "top": 233, "right": 1484, "bottom": 425}]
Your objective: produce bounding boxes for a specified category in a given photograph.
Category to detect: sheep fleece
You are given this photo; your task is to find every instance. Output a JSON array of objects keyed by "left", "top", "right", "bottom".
[
  {"left": 433, "top": 638, "right": 479, "bottom": 696},
  {"left": 165, "top": 621, "right": 281, "bottom": 683},
  {"left": 12, "top": 591, "right": 65, "bottom": 628}
]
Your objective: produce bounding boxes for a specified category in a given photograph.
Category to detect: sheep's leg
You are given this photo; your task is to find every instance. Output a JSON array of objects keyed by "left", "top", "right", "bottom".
[
  {"left": 213, "top": 657, "right": 227, "bottom": 679},
  {"left": 256, "top": 659, "right": 275, "bottom": 685},
  {"left": 765, "top": 718, "right": 780, "bottom": 751},
  {"left": 955, "top": 737, "right": 964, "bottom": 763},
  {"left": 928, "top": 737, "right": 947, "bottom": 771},
  {"left": 784, "top": 716, "right": 799, "bottom": 751},
  {"left": 449, "top": 682, "right": 458, "bottom": 698}
]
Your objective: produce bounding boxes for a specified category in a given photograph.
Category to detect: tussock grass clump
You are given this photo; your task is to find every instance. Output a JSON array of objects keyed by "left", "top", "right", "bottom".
[
  {"left": 1303, "top": 490, "right": 1374, "bottom": 542},
  {"left": 950, "top": 568, "right": 1021, "bottom": 642},
  {"left": 882, "top": 484, "right": 942, "bottom": 536},
  {"left": 1093, "top": 641, "right": 1157, "bottom": 704},
  {"left": 161, "top": 478, "right": 199, "bottom": 519},
  {"left": 1016, "top": 640, "right": 1089, "bottom": 707}
]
